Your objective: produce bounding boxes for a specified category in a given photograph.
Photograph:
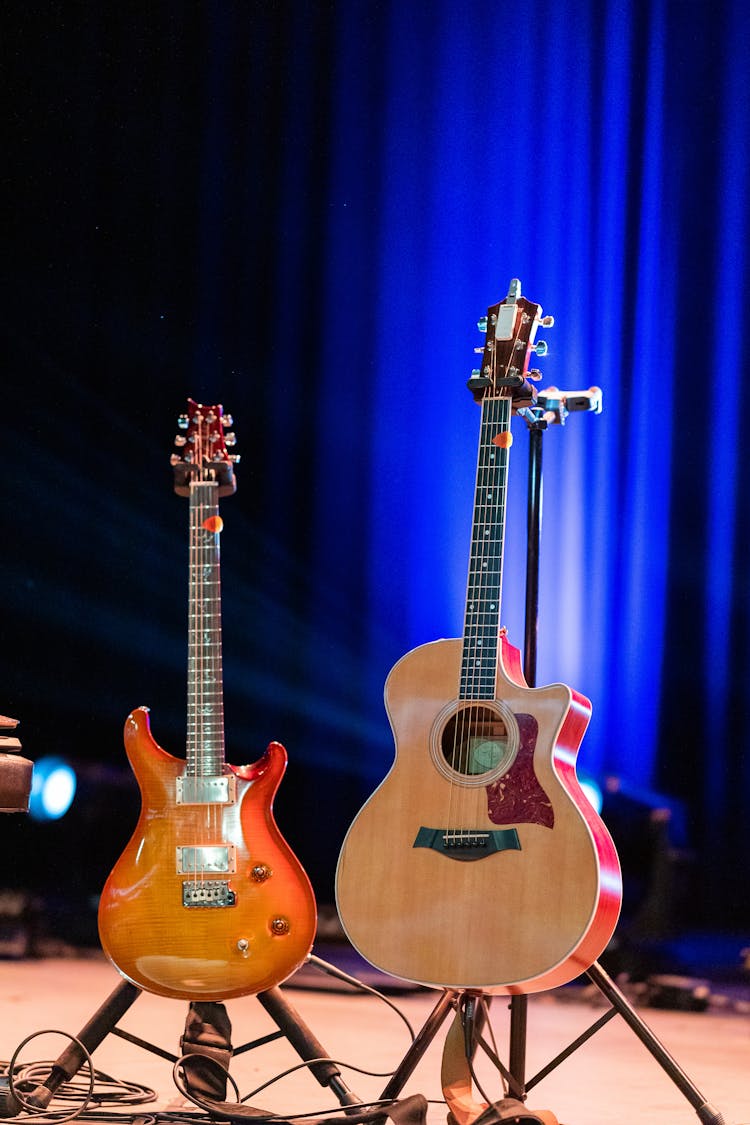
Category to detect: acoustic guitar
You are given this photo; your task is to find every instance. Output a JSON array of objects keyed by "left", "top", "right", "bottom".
[
  {"left": 336, "top": 281, "right": 621, "bottom": 994},
  {"left": 98, "top": 400, "right": 316, "bottom": 1000}
]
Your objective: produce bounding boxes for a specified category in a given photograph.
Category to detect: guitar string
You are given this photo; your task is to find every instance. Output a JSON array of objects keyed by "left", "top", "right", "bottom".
[
  {"left": 469, "top": 394, "right": 508, "bottom": 836},
  {"left": 471, "top": 390, "right": 510, "bottom": 840},
  {"left": 448, "top": 354, "right": 499, "bottom": 839},
  {"left": 191, "top": 417, "right": 220, "bottom": 877},
  {"left": 451, "top": 315, "right": 516, "bottom": 845},
  {"left": 192, "top": 422, "right": 207, "bottom": 876},
  {"left": 447, "top": 386, "right": 486, "bottom": 842},
  {"left": 203, "top": 420, "right": 227, "bottom": 870},
  {"left": 451, "top": 350, "right": 487, "bottom": 840},
  {"left": 199, "top": 422, "right": 225, "bottom": 871}
]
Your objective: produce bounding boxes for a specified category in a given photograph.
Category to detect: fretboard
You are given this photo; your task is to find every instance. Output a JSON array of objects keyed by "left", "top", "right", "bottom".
[
  {"left": 460, "top": 395, "right": 511, "bottom": 700},
  {"left": 186, "top": 480, "right": 226, "bottom": 775}
]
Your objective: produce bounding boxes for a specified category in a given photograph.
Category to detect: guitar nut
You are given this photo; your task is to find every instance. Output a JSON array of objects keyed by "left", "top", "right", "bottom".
[{"left": 270, "top": 917, "right": 290, "bottom": 935}]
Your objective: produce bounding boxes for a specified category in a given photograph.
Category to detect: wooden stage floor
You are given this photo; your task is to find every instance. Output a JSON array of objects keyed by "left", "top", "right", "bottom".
[{"left": 0, "top": 951, "right": 747, "bottom": 1125}]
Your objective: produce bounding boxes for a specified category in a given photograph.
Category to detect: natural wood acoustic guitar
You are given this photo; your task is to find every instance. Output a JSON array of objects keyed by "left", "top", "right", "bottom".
[
  {"left": 98, "top": 400, "right": 316, "bottom": 1000},
  {"left": 336, "top": 281, "right": 621, "bottom": 994}
]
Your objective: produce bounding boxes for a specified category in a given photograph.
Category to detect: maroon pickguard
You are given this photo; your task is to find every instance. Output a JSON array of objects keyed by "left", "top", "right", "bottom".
[{"left": 486, "top": 713, "right": 554, "bottom": 829}]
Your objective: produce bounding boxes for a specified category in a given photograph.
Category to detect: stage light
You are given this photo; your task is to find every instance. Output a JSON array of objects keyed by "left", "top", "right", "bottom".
[
  {"left": 579, "top": 776, "right": 603, "bottom": 814},
  {"left": 28, "top": 757, "right": 77, "bottom": 821}
]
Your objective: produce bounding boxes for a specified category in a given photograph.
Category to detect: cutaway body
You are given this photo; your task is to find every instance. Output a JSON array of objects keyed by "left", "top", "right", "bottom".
[
  {"left": 336, "top": 636, "right": 621, "bottom": 994},
  {"left": 98, "top": 707, "right": 317, "bottom": 1000}
]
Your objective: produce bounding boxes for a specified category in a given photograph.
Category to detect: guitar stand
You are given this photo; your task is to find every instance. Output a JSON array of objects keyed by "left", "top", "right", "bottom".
[
  {"left": 375, "top": 392, "right": 729, "bottom": 1125},
  {"left": 22, "top": 972, "right": 363, "bottom": 1116}
]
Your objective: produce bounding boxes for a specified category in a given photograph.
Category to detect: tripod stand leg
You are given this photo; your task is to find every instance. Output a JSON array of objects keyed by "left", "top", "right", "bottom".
[
  {"left": 586, "top": 962, "right": 727, "bottom": 1125},
  {"left": 25, "top": 978, "right": 142, "bottom": 1110},
  {"left": 255, "top": 986, "right": 361, "bottom": 1107},
  {"left": 508, "top": 994, "right": 527, "bottom": 1098},
  {"left": 380, "top": 989, "right": 458, "bottom": 1102}
]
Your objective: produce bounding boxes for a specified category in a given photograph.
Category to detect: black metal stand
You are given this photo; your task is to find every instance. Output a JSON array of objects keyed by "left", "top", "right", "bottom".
[
  {"left": 24, "top": 974, "right": 362, "bottom": 1112},
  {"left": 377, "top": 392, "right": 729, "bottom": 1125}
]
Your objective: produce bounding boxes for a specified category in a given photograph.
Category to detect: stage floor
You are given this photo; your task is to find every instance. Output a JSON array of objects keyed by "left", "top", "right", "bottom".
[{"left": 0, "top": 951, "right": 747, "bottom": 1125}]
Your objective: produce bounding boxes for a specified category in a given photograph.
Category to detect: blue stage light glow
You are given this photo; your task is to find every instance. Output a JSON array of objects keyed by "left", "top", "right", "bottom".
[
  {"left": 579, "top": 777, "right": 604, "bottom": 816},
  {"left": 28, "top": 757, "right": 77, "bottom": 821}
]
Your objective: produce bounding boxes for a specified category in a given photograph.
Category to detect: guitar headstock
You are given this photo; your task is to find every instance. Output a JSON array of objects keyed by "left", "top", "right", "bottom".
[
  {"left": 468, "top": 279, "right": 553, "bottom": 406},
  {"left": 171, "top": 398, "right": 238, "bottom": 498}
]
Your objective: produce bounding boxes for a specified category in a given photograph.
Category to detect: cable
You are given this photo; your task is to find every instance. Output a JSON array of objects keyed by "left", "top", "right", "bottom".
[
  {"left": 172, "top": 1051, "right": 410, "bottom": 1123},
  {"left": 305, "top": 954, "right": 416, "bottom": 1041},
  {"left": 0, "top": 1029, "right": 157, "bottom": 1125}
]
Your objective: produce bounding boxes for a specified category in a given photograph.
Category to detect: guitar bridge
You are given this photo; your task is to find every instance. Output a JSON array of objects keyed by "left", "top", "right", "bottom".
[
  {"left": 413, "top": 826, "right": 521, "bottom": 861},
  {"left": 182, "top": 880, "right": 236, "bottom": 908}
]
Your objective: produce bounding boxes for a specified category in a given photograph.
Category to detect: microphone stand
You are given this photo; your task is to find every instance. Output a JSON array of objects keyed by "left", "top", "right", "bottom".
[{"left": 507, "top": 388, "right": 727, "bottom": 1125}]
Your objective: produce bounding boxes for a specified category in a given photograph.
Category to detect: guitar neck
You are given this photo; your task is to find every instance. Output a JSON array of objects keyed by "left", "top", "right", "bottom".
[
  {"left": 460, "top": 394, "right": 512, "bottom": 701},
  {"left": 186, "top": 480, "right": 226, "bottom": 775}
]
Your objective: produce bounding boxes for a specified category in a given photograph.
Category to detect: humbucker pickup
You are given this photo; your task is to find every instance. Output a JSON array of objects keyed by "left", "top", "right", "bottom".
[
  {"left": 175, "top": 775, "right": 237, "bottom": 805},
  {"left": 176, "top": 845, "right": 236, "bottom": 874}
]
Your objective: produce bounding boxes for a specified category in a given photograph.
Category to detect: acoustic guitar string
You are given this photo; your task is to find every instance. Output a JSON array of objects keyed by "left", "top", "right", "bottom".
[
  {"left": 449, "top": 331, "right": 506, "bottom": 842},
  {"left": 447, "top": 370, "right": 487, "bottom": 842},
  {"left": 453, "top": 302, "right": 519, "bottom": 847}
]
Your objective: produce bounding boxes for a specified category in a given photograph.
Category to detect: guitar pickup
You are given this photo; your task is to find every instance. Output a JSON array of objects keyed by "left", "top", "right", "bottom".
[
  {"left": 175, "top": 775, "right": 237, "bottom": 805},
  {"left": 176, "top": 845, "right": 236, "bottom": 874}
]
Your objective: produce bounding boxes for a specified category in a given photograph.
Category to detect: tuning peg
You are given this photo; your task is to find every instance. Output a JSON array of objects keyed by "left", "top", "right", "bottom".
[
  {"left": 170, "top": 453, "right": 183, "bottom": 466},
  {"left": 477, "top": 316, "right": 488, "bottom": 333},
  {"left": 528, "top": 368, "right": 543, "bottom": 381},
  {"left": 177, "top": 414, "right": 189, "bottom": 430},
  {"left": 532, "top": 340, "right": 549, "bottom": 357},
  {"left": 229, "top": 454, "right": 241, "bottom": 464},
  {"left": 221, "top": 414, "right": 234, "bottom": 428},
  {"left": 174, "top": 434, "right": 187, "bottom": 446},
  {"left": 540, "top": 315, "right": 554, "bottom": 328},
  {"left": 224, "top": 432, "right": 237, "bottom": 446}
]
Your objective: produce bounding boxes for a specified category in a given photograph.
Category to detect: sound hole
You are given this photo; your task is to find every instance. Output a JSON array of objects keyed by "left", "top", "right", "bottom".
[{"left": 441, "top": 705, "right": 511, "bottom": 777}]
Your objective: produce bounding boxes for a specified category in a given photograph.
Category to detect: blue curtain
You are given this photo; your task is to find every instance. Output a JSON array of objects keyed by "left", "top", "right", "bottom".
[{"left": 3, "top": 0, "right": 750, "bottom": 926}]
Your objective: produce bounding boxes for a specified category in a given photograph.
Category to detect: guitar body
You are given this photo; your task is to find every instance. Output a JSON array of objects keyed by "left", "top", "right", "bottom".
[
  {"left": 98, "top": 707, "right": 317, "bottom": 1000},
  {"left": 336, "top": 635, "right": 621, "bottom": 994}
]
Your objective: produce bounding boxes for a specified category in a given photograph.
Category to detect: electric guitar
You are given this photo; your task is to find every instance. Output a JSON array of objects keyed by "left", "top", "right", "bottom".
[
  {"left": 98, "top": 400, "right": 317, "bottom": 1000},
  {"left": 336, "top": 281, "right": 621, "bottom": 994}
]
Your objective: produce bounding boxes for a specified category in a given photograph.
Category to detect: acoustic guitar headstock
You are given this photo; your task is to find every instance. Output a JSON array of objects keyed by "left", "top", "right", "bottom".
[
  {"left": 468, "top": 279, "right": 553, "bottom": 406},
  {"left": 170, "top": 398, "right": 239, "bottom": 498}
]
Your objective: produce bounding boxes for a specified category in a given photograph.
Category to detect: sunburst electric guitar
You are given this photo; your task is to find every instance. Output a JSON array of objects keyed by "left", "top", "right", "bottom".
[
  {"left": 98, "top": 400, "right": 317, "bottom": 1000},
  {"left": 336, "top": 281, "right": 622, "bottom": 994}
]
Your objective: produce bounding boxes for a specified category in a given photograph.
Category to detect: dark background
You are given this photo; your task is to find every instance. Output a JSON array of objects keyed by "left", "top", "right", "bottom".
[{"left": 2, "top": 1, "right": 750, "bottom": 962}]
